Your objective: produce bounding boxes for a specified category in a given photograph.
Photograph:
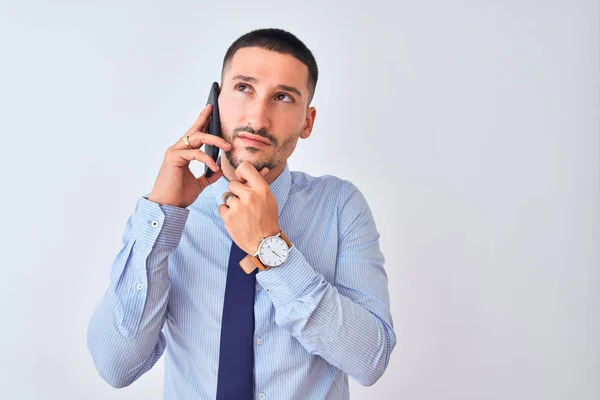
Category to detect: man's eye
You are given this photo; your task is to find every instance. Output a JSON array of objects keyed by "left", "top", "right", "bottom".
[
  {"left": 235, "top": 84, "right": 250, "bottom": 92},
  {"left": 275, "top": 93, "right": 293, "bottom": 103}
]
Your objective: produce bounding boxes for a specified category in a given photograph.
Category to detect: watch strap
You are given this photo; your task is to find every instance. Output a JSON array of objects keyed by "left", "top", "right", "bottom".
[
  {"left": 278, "top": 231, "right": 292, "bottom": 248},
  {"left": 239, "top": 256, "right": 258, "bottom": 274}
]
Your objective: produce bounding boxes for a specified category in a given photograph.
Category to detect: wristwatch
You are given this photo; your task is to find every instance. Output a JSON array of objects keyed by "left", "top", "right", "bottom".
[{"left": 239, "top": 231, "right": 292, "bottom": 274}]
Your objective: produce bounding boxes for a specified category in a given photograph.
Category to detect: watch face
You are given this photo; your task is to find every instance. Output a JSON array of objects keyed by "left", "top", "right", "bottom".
[{"left": 258, "top": 236, "right": 289, "bottom": 267}]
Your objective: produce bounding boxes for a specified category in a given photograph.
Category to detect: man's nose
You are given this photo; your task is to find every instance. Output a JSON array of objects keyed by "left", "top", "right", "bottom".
[{"left": 244, "top": 100, "right": 271, "bottom": 131}]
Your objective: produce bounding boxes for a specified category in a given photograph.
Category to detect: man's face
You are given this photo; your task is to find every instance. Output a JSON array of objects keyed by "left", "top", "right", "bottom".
[{"left": 218, "top": 47, "right": 316, "bottom": 171}]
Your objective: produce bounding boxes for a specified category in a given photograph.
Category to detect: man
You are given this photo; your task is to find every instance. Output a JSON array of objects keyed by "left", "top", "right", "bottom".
[{"left": 87, "top": 28, "right": 396, "bottom": 399}]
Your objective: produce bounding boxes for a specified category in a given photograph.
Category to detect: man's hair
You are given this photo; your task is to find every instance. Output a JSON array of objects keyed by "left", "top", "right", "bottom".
[{"left": 221, "top": 28, "right": 319, "bottom": 105}]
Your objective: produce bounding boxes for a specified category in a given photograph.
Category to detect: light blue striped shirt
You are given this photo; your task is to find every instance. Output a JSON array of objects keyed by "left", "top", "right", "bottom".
[{"left": 87, "top": 163, "right": 396, "bottom": 399}]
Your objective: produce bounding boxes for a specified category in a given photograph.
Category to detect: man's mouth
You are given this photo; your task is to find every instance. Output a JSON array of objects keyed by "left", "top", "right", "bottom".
[{"left": 238, "top": 133, "right": 271, "bottom": 146}]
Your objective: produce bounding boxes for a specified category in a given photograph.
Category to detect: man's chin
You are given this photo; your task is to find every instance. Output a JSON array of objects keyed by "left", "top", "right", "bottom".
[{"left": 224, "top": 150, "right": 274, "bottom": 171}]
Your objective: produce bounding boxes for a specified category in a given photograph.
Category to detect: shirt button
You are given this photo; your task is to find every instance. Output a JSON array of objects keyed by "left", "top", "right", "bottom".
[
  {"left": 256, "top": 337, "right": 263, "bottom": 345},
  {"left": 256, "top": 284, "right": 262, "bottom": 291},
  {"left": 135, "top": 283, "right": 143, "bottom": 290},
  {"left": 258, "top": 394, "right": 265, "bottom": 400},
  {"left": 150, "top": 220, "right": 159, "bottom": 228}
]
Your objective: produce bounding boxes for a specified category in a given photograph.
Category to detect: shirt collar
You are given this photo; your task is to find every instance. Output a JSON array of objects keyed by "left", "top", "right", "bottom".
[{"left": 211, "top": 163, "right": 292, "bottom": 217}]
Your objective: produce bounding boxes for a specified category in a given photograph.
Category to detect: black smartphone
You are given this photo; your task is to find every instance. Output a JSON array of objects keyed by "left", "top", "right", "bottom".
[{"left": 204, "top": 82, "right": 222, "bottom": 179}]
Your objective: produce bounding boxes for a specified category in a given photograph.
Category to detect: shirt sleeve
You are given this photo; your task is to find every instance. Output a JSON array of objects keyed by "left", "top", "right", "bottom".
[
  {"left": 86, "top": 196, "right": 189, "bottom": 388},
  {"left": 255, "top": 182, "right": 396, "bottom": 387}
]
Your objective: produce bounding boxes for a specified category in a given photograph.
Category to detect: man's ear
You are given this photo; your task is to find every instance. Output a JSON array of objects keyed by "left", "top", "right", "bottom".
[{"left": 300, "top": 107, "right": 317, "bottom": 139}]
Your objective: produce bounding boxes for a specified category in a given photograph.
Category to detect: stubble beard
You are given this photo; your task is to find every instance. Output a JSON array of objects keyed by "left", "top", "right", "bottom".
[{"left": 222, "top": 124, "right": 299, "bottom": 171}]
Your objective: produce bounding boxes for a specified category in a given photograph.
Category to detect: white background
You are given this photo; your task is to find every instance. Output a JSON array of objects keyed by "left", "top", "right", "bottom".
[{"left": 0, "top": 0, "right": 598, "bottom": 399}]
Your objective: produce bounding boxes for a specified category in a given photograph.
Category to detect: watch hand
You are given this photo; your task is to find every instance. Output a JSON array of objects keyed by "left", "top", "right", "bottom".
[
  {"left": 266, "top": 244, "right": 281, "bottom": 256},
  {"left": 268, "top": 248, "right": 281, "bottom": 258}
]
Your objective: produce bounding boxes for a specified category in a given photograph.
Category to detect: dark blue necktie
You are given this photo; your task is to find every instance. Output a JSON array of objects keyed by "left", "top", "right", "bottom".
[{"left": 216, "top": 240, "right": 256, "bottom": 399}]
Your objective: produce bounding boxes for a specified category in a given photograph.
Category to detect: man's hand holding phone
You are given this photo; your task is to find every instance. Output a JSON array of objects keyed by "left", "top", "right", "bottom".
[{"left": 147, "top": 104, "right": 231, "bottom": 208}]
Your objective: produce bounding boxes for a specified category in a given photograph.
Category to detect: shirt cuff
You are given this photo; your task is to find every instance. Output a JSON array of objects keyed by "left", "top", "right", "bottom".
[
  {"left": 131, "top": 197, "right": 190, "bottom": 248},
  {"left": 255, "top": 246, "right": 322, "bottom": 308}
]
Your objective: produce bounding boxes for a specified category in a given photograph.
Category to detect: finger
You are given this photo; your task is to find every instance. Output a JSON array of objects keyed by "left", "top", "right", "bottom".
[
  {"left": 197, "top": 168, "right": 223, "bottom": 186},
  {"left": 222, "top": 191, "right": 240, "bottom": 208},
  {"left": 188, "top": 104, "right": 212, "bottom": 133},
  {"left": 172, "top": 131, "right": 232, "bottom": 152},
  {"left": 171, "top": 133, "right": 195, "bottom": 151},
  {"left": 218, "top": 204, "right": 229, "bottom": 219},
  {"left": 228, "top": 180, "right": 249, "bottom": 199},
  {"left": 235, "top": 166, "right": 269, "bottom": 185},
  {"left": 198, "top": 111, "right": 214, "bottom": 133},
  {"left": 170, "top": 149, "right": 220, "bottom": 171},
  {"left": 234, "top": 161, "right": 267, "bottom": 188},
  {"left": 189, "top": 132, "right": 232, "bottom": 152},
  {"left": 199, "top": 118, "right": 209, "bottom": 133}
]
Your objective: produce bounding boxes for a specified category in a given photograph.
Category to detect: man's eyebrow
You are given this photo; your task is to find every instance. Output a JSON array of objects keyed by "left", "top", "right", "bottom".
[
  {"left": 277, "top": 84, "right": 302, "bottom": 98},
  {"left": 231, "top": 74, "right": 257, "bottom": 83},
  {"left": 231, "top": 75, "right": 303, "bottom": 98}
]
